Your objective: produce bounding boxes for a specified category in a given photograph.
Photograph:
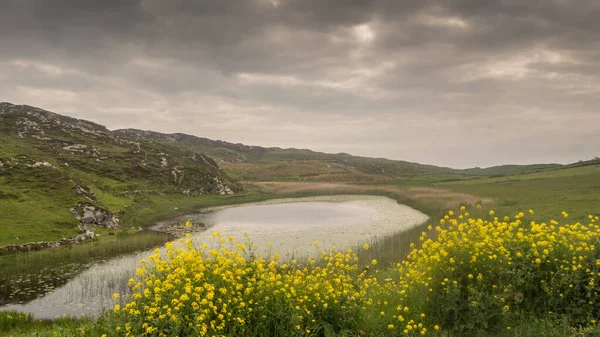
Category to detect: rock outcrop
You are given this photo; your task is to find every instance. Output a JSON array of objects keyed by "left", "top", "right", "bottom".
[{"left": 71, "top": 203, "right": 119, "bottom": 229}]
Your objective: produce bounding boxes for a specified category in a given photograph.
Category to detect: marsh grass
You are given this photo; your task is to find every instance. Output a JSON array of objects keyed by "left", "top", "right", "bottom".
[{"left": 0, "top": 230, "right": 170, "bottom": 305}]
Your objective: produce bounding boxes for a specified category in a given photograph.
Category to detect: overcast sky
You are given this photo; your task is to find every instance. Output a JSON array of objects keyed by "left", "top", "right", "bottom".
[{"left": 1, "top": 0, "right": 599, "bottom": 168}]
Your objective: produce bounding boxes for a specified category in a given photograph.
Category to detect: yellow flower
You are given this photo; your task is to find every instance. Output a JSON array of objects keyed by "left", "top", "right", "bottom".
[
  {"left": 363, "top": 243, "right": 369, "bottom": 250},
  {"left": 112, "top": 293, "right": 120, "bottom": 300}
]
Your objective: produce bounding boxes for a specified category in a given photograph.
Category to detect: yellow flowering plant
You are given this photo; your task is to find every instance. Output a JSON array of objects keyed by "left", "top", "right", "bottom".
[{"left": 109, "top": 208, "right": 600, "bottom": 336}]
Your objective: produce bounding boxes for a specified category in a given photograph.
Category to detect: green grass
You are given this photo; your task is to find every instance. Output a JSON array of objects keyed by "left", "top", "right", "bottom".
[
  {"left": 0, "top": 167, "right": 80, "bottom": 245},
  {"left": 89, "top": 186, "right": 133, "bottom": 213},
  {"left": 435, "top": 166, "right": 600, "bottom": 222},
  {"left": 444, "top": 165, "right": 600, "bottom": 185},
  {"left": 3, "top": 312, "right": 599, "bottom": 337}
]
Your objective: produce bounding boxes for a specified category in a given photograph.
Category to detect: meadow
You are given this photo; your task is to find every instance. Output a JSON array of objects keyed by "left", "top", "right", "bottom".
[{"left": 2, "top": 164, "right": 600, "bottom": 336}]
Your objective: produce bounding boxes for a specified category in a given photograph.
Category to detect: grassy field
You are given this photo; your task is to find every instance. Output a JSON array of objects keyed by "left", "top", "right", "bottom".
[{"left": 435, "top": 164, "right": 600, "bottom": 222}]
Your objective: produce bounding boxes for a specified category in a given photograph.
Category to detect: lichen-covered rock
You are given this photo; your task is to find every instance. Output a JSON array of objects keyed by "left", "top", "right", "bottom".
[
  {"left": 212, "top": 177, "right": 234, "bottom": 195},
  {"left": 171, "top": 165, "right": 185, "bottom": 185},
  {"left": 71, "top": 203, "right": 119, "bottom": 229}
]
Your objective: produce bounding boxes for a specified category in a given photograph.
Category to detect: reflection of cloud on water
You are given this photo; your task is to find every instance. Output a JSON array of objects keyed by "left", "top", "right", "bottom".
[
  {"left": 191, "top": 195, "right": 429, "bottom": 261},
  {"left": 0, "top": 195, "right": 428, "bottom": 319}
]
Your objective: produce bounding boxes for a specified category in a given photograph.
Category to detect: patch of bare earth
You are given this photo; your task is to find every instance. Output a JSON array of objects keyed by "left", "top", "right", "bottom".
[{"left": 251, "top": 182, "right": 492, "bottom": 208}]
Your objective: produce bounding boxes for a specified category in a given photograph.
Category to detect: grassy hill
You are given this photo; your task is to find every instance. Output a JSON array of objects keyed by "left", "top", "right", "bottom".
[{"left": 0, "top": 102, "right": 239, "bottom": 245}]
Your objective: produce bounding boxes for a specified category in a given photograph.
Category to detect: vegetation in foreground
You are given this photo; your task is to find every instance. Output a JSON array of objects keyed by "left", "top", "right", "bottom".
[{"left": 4, "top": 207, "right": 600, "bottom": 336}]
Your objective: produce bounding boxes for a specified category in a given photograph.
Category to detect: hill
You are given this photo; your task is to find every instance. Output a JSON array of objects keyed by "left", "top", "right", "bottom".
[
  {"left": 112, "top": 129, "right": 459, "bottom": 180},
  {"left": 0, "top": 102, "right": 239, "bottom": 245},
  {"left": 113, "top": 129, "right": 591, "bottom": 182}
]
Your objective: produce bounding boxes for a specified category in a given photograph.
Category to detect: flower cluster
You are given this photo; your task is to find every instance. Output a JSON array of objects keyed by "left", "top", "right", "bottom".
[
  {"left": 113, "top": 234, "right": 377, "bottom": 336},
  {"left": 394, "top": 209, "right": 600, "bottom": 334},
  {"left": 113, "top": 208, "right": 600, "bottom": 336}
]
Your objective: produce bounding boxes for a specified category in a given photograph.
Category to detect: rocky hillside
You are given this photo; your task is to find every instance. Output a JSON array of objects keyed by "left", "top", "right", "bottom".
[
  {"left": 0, "top": 102, "right": 239, "bottom": 246},
  {"left": 112, "top": 129, "right": 458, "bottom": 178}
]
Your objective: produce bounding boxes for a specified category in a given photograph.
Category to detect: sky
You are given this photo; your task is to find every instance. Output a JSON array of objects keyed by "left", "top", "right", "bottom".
[{"left": 0, "top": 0, "right": 599, "bottom": 169}]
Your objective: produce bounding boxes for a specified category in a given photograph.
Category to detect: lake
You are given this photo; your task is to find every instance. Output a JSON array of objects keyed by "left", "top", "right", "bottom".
[{"left": 0, "top": 195, "right": 428, "bottom": 319}]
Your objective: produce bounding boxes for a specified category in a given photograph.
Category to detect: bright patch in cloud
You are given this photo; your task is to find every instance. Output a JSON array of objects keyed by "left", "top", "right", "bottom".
[
  {"left": 11, "top": 59, "right": 64, "bottom": 76},
  {"left": 354, "top": 24, "right": 375, "bottom": 43},
  {"left": 421, "top": 15, "right": 469, "bottom": 29},
  {"left": 129, "top": 58, "right": 166, "bottom": 69}
]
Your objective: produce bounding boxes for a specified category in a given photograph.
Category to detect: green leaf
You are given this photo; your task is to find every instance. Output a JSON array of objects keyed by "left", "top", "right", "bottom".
[{"left": 323, "top": 322, "right": 336, "bottom": 337}]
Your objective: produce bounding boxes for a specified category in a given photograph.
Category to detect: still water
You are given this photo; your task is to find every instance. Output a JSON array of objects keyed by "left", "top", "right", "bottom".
[{"left": 0, "top": 195, "right": 428, "bottom": 319}]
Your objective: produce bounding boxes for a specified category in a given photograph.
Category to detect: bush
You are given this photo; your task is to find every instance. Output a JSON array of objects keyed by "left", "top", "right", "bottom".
[{"left": 396, "top": 208, "right": 600, "bottom": 335}]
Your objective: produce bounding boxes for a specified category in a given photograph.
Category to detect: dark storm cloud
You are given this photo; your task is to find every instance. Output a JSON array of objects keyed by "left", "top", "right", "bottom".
[{"left": 1, "top": 0, "right": 599, "bottom": 168}]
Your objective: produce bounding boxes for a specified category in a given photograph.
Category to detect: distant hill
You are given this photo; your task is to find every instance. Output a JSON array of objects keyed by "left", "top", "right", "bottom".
[
  {"left": 112, "top": 129, "right": 589, "bottom": 181},
  {"left": 461, "top": 164, "right": 564, "bottom": 177},
  {"left": 112, "top": 129, "right": 459, "bottom": 179}
]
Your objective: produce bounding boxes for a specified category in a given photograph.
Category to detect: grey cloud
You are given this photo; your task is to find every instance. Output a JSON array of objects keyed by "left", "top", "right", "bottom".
[{"left": 0, "top": 0, "right": 599, "bottom": 167}]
